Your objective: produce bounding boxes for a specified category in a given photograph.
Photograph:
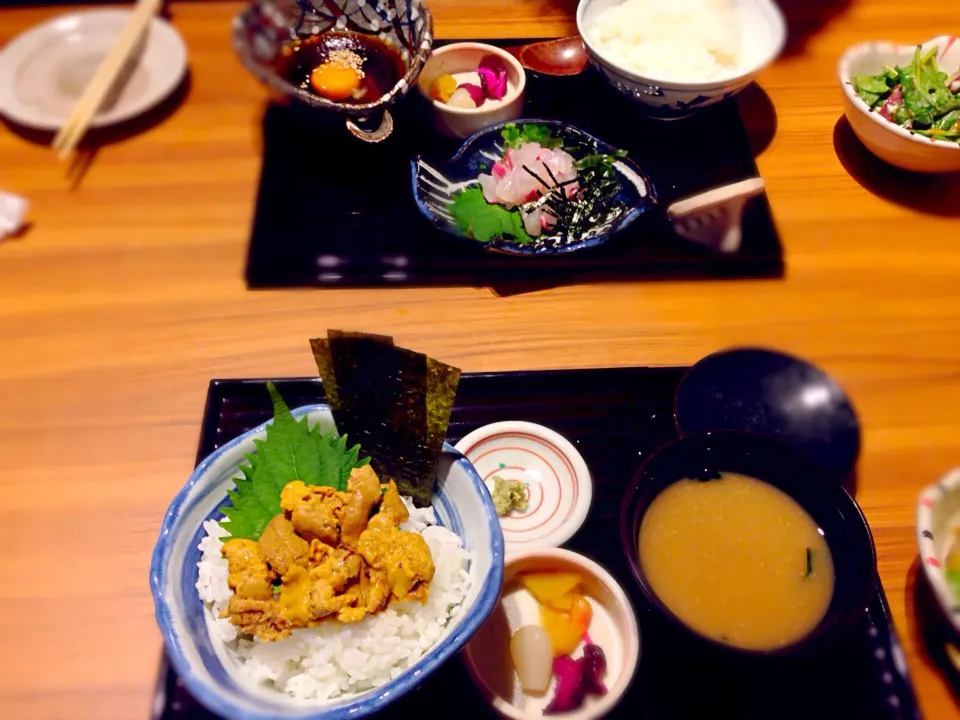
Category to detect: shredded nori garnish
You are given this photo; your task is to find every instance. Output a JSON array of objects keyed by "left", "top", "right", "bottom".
[
  {"left": 309, "top": 331, "right": 460, "bottom": 507},
  {"left": 515, "top": 126, "right": 629, "bottom": 244}
]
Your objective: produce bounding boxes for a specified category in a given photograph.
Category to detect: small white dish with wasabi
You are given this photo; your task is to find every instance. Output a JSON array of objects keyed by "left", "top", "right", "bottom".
[{"left": 455, "top": 421, "right": 593, "bottom": 550}]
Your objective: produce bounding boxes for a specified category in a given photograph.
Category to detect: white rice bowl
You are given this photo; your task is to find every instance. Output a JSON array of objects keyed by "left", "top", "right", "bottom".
[
  {"left": 588, "top": 0, "right": 742, "bottom": 82},
  {"left": 196, "top": 497, "right": 474, "bottom": 702}
]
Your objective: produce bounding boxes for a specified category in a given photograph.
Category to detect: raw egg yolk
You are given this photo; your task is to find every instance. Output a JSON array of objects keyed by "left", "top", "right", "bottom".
[{"left": 310, "top": 63, "right": 361, "bottom": 101}]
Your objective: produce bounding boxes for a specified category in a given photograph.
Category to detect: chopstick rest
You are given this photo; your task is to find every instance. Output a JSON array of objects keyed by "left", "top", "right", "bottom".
[{"left": 667, "top": 177, "right": 766, "bottom": 254}]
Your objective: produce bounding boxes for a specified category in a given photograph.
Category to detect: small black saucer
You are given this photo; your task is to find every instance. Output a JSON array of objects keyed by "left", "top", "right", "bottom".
[{"left": 674, "top": 347, "right": 861, "bottom": 480}]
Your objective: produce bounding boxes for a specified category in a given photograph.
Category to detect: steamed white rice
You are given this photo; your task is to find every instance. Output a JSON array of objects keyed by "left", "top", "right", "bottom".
[
  {"left": 196, "top": 498, "right": 473, "bottom": 701},
  {"left": 589, "top": 0, "right": 741, "bottom": 82}
]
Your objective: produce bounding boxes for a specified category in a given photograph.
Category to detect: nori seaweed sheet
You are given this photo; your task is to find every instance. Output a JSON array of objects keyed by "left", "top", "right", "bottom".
[{"left": 309, "top": 331, "right": 460, "bottom": 506}]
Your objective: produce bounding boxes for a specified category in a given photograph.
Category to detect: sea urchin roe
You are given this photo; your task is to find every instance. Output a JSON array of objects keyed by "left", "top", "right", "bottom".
[
  {"left": 310, "top": 49, "right": 365, "bottom": 101},
  {"left": 219, "top": 470, "right": 435, "bottom": 641}
]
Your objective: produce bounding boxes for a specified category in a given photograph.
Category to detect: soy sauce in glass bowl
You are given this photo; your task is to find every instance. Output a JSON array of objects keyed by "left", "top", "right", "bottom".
[
  {"left": 280, "top": 31, "right": 406, "bottom": 105},
  {"left": 232, "top": 0, "right": 433, "bottom": 142}
]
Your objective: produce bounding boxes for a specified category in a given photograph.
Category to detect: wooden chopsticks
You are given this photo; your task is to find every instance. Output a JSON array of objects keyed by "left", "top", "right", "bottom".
[{"left": 51, "top": 0, "right": 163, "bottom": 160}]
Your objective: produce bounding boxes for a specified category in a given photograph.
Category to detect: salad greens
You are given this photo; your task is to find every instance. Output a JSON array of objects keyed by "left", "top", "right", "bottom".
[
  {"left": 853, "top": 46, "right": 960, "bottom": 143},
  {"left": 219, "top": 382, "right": 369, "bottom": 540},
  {"left": 450, "top": 186, "right": 535, "bottom": 243}
]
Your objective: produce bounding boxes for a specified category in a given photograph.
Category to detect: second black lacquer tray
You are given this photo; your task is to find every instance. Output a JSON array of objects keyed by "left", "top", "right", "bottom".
[
  {"left": 245, "top": 39, "right": 783, "bottom": 290},
  {"left": 154, "top": 367, "right": 918, "bottom": 720}
]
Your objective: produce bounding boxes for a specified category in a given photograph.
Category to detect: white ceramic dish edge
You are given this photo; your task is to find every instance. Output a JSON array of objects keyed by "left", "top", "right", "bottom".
[
  {"left": 838, "top": 36, "right": 960, "bottom": 173},
  {"left": 917, "top": 467, "right": 960, "bottom": 635}
]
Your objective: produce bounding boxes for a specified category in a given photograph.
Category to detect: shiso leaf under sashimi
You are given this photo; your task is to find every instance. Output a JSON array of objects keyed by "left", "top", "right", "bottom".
[
  {"left": 449, "top": 186, "right": 535, "bottom": 243},
  {"left": 219, "top": 382, "right": 369, "bottom": 540}
]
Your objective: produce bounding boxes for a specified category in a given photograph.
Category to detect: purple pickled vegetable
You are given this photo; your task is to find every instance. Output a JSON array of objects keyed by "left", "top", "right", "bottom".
[
  {"left": 581, "top": 644, "right": 608, "bottom": 695},
  {"left": 458, "top": 82, "right": 486, "bottom": 107},
  {"left": 478, "top": 54, "right": 508, "bottom": 101},
  {"left": 544, "top": 644, "right": 608, "bottom": 714},
  {"left": 879, "top": 86, "right": 903, "bottom": 121},
  {"left": 544, "top": 656, "right": 585, "bottom": 714}
]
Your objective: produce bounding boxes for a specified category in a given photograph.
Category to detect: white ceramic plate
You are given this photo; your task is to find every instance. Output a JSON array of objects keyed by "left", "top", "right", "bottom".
[
  {"left": 917, "top": 468, "right": 960, "bottom": 632},
  {"left": 0, "top": 9, "right": 187, "bottom": 131},
  {"left": 455, "top": 421, "right": 592, "bottom": 550}
]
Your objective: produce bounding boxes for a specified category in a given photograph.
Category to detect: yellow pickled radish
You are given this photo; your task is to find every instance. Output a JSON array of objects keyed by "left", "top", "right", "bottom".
[
  {"left": 510, "top": 625, "right": 553, "bottom": 694},
  {"left": 569, "top": 593, "right": 593, "bottom": 630},
  {"left": 432, "top": 74, "right": 457, "bottom": 103},
  {"left": 540, "top": 594, "right": 593, "bottom": 656},
  {"left": 545, "top": 593, "right": 575, "bottom": 611},
  {"left": 518, "top": 572, "right": 582, "bottom": 605}
]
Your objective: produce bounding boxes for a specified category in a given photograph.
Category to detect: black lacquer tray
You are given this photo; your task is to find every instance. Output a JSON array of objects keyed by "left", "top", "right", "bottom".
[
  {"left": 245, "top": 39, "right": 783, "bottom": 290},
  {"left": 154, "top": 368, "right": 918, "bottom": 720}
]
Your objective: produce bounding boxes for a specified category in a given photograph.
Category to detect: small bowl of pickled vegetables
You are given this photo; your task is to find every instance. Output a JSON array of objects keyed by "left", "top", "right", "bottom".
[
  {"left": 417, "top": 43, "right": 526, "bottom": 139},
  {"left": 464, "top": 548, "right": 640, "bottom": 719},
  {"left": 840, "top": 36, "right": 960, "bottom": 173}
]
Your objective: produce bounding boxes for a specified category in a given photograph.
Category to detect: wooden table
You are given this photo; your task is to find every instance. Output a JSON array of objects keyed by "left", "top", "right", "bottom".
[{"left": 2, "top": 1, "right": 959, "bottom": 717}]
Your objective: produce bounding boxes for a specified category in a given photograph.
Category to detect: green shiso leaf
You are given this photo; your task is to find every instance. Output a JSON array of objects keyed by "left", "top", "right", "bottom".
[
  {"left": 218, "top": 382, "right": 368, "bottom": 540},
  {"left": 449, "top": 186, "right": 535, "bottom": 243}
]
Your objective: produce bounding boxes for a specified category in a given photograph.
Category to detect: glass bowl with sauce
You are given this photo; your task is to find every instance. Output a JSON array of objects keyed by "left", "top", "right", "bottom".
[
  {"left": 232, "top": 0, "right": 433, "bottom": 142},
  {"left": 619, "top": 431, "right": 876, "bottom": 659}
]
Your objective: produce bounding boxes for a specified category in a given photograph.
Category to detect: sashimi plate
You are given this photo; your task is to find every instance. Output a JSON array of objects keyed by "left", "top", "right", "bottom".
[{"left": 412, "top": 119, "right": 656, "bottom": 256}]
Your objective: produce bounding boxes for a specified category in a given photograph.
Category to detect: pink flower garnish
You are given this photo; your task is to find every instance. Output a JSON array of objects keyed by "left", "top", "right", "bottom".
[
  {"left": 458, "top": 82, "right": 486, "bottom": 107},
  {"left": 478, "top": 54, "right": 508, "bottom": 101}
]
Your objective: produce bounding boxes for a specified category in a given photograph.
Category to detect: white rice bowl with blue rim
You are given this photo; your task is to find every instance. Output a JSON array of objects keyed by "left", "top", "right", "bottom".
[{"left": 150, "top": 403, "right": 504, "bottom": 719}]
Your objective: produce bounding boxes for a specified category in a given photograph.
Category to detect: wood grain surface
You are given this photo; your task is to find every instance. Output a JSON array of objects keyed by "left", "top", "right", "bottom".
[{"left": 1, "top": 1, "right": 959, "bottom": 718}]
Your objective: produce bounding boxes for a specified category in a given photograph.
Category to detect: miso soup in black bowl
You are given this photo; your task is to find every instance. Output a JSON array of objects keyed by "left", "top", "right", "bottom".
[{"left": 620, "top": 431, "right": 876, "bottom": 658}]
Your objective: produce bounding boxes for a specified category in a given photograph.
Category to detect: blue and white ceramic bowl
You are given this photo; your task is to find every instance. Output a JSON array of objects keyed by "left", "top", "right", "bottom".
[
  {"left": 151, "top": 404, "right": 505, "bottom": 720},
  {"left": 412, "top": 119, "right": 655, "bottom": 256},
  {"left": 576, "top": 0, "right": 786, "bottom": 119}
]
